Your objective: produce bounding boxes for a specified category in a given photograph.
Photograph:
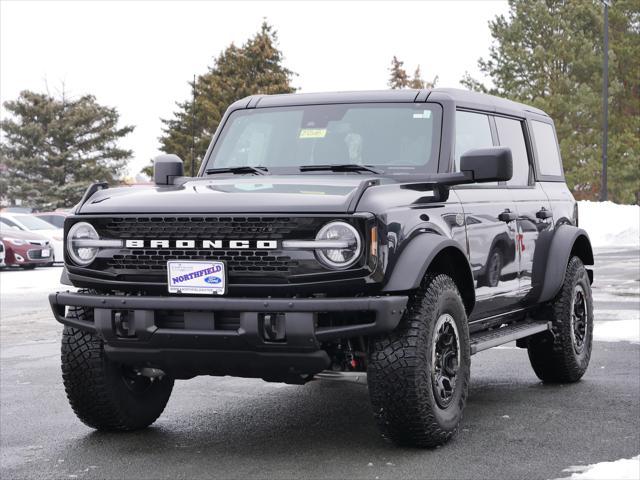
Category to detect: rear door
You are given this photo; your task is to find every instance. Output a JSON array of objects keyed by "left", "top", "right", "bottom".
[
  {"left": 452, "top": 110, "right": 520, "bottom": 320},
  {"left": 494, "top": 115, "right": 553, "bottom": 304}
]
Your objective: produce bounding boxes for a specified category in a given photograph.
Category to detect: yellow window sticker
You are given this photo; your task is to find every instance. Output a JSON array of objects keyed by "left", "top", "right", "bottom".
[{"left": 299, "top": 128, "right": 327, "bottom": 139}]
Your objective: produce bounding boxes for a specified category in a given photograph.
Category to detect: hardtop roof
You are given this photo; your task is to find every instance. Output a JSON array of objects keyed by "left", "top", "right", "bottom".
[{"left": 236, "top": 87, "right": 548, "bottom": 118}]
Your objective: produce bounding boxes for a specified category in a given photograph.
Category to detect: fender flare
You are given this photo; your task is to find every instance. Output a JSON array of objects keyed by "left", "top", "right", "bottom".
[
  {"left": 537, "top": 225, "right": 594, "bottom": 303},
  {"left": 382, "top": 233, "right": 475, "bottom": 313}
]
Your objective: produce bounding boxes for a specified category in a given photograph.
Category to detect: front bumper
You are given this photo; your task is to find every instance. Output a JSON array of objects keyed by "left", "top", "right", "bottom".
[{"left": 49, "top": 291, "right": 408, "bottom": 381}]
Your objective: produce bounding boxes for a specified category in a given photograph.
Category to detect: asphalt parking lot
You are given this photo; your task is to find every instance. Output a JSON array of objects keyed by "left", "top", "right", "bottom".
[{"left": 1, "top": 248, "right": 638, "bottom": 480}]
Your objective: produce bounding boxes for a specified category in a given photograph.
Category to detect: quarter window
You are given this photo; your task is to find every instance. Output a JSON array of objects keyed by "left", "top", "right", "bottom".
[
  {"left": 531, "top": 121, "right": 563, "bottom": 177},
  {"left": 454, "top": 111, "right": 493, "bottom": 171},
  {"left": 495, "top": 117, "right": 530, "bottom": 186}
]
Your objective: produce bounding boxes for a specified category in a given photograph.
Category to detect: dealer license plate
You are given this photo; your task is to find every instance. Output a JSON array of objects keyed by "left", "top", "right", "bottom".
[{"left": 167, "top": 260, "right": 226, "bottom": 295}]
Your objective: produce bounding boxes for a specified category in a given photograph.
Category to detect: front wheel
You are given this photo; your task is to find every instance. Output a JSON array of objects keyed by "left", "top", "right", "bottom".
[
  {"left": 527, "top": 256, "right": 593, "bottom": 383},
  {"left": 483, "top": 248, "right": 503, "bottom": 287},
  {"left": 61, "top": 306, "right": 174, "bottom": 430},
  {"left": 367, "top": 274, "right": 470, "bottom": 447}
]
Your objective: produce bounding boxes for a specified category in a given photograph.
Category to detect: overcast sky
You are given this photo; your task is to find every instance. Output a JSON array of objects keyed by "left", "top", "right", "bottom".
[{"left": 1, "top": 0, "right": 509, "bottom": 175}]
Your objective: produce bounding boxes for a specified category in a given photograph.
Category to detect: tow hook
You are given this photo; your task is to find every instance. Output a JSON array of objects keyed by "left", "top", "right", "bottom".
[{"left": 113, "top": 311, "right": 135, "bottom": 338}]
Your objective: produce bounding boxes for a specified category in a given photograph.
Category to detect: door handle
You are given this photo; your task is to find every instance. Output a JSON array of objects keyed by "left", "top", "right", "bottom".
[
  {"left": 498, "top": 209, "right": 518, "bottom": 223},
  {"left": 536, "top": 207, "right": 553, "bottom": 219}
]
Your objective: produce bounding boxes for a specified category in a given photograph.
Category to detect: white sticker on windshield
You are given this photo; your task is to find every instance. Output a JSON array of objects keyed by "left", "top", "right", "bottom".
[{"left": 413, "top": 110, "right": 432, "bottom": 119}]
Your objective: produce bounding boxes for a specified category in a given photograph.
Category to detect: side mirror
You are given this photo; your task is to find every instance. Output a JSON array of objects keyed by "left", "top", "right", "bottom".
[
  {"left": 153, "top": 154, "right": 184, "bottom": 185},
  {"left": 460, "top": 147, "right": 513, "bottom": 183}
]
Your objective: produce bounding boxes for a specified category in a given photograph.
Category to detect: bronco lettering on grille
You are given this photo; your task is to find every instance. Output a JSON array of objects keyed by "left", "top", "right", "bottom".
[{"left": 123, "top": 239, "right": 278, "bottom": 249}]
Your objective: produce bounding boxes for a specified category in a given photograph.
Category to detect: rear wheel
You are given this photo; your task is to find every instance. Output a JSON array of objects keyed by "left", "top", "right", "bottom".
[
  {"left": 61, "top": 305, "right": 174, "bottom": 430},
  {"left": 367, "top": 274, "right": 470, "bottom": 447},
  {"left": 527, "top": 256, "right": 593, "bottom": 383}
]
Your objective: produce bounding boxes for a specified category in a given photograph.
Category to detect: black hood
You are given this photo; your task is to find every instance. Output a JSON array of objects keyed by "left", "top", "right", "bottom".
[{"left": 77, "top": 176, "right": 380, "bottom": 214}]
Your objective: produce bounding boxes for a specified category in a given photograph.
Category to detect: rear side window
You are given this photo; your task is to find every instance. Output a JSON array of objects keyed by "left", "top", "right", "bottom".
[
  {"left": 495, "top": 117, "right": 530, "bottom": 186},
  {"left": 531, "top": 121, "right": 563, "bottom": 177},
  {"left": 454, "top": 111, "right": 493, "bottom": 171}
]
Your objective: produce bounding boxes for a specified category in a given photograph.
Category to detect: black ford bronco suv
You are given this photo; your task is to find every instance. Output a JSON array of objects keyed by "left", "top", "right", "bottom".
[{"left": 50, "top": 88, "right": 594, "bottom": 447}]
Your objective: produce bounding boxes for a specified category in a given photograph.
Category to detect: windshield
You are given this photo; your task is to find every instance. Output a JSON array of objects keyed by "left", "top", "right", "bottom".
[
  {"left": 0, "top": 223, "right": 21, "bottom": 233},
  {"left": 12, "top": 215, "right": 57, "bottom": 230},
  {"left": 205, "top": 103, "right": 442, "bottom": 174}
]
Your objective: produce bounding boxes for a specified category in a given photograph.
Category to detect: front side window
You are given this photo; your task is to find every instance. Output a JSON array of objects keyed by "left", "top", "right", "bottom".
[
  {"left": 454, "top": 111, "right": 493, "bottom": 171},
  {"left": 495, "top": 116, "right": 530, "bottom": 186},
  {"left": 531, "top": 121, "right": 563, "bottom": 177},
  {"left": 206, "top": 103, "right": 442, "bottom": 174}
]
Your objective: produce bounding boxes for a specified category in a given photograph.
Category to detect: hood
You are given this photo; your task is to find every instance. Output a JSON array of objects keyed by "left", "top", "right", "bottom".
[{"left": 77, "top": 176, "right": 380, "bottom": 215}]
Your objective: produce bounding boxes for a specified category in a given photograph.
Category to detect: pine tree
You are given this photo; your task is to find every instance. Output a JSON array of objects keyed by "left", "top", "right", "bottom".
[
  {"left": 154, "top": 22, "right": 295, "bottom": 175},
  {"left": 390, "top": 57, "right": 438, "bottom": 90},
  {"left": 388, "top": 56, "right": 409, "bottom": 89},
  {"left": 461, "top": 0, "right": 639, "bottom": 204},
  {"left": 409, "top": 66, "right": 425, "bottom": 89},
  {"left": 0, "top": 90, "right": 133, "bottom": 209},
  {"left": 409, "top": 65, "right": 439, "bottom": 89}
]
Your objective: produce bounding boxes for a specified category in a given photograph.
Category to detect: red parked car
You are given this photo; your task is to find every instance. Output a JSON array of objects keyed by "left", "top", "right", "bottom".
[{"left": 0, "top": 224, "right": 53, "bottom": 269}]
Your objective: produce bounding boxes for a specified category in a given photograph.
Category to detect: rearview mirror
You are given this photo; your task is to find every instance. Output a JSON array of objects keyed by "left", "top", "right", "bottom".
[
  {"left": 153, "top": 154, "right": 184, "bottom": 185},
  {"left": 460, "top": 147, "right": 512, "bottom": 183}
]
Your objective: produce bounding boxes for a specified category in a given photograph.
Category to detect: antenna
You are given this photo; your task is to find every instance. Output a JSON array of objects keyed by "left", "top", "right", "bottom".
[{"left": 191, "top": 74, "right": 196, "bottom": 177}]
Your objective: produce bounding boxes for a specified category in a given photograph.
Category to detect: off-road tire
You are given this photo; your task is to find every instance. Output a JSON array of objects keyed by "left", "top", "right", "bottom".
[
  {"left": 61, "top": 305, "right": 174, "bottom": 430},
  {"left": 367, "top": 273, "right": 470, "bottom": 447},
  {"left": 527, "top": 256, "right": 593, "bottom": 383}
]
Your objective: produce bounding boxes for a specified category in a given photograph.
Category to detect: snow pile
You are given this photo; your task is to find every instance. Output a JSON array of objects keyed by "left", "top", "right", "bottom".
[
  {"left": 578, "top": 201, "right": 640, "bottom": 248},
  {"left": 555, "top": 455, "right": 640, "bottom": 480},
  {"left": 594, "top": 320, "right": 640, "bottom": 344}
]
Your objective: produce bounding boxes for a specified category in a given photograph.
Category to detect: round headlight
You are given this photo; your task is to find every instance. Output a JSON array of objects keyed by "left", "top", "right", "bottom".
[
  {"left": 67, "top": 222, "right": 99, "bottom": 265},
  {"left": 315, "top": 221, "right": 362, "bottom": 270}
]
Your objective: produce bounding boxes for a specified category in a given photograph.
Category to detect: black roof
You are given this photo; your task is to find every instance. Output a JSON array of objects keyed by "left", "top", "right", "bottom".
[{"left": 235, "top": 87, "right": 548, "bottom": 118}]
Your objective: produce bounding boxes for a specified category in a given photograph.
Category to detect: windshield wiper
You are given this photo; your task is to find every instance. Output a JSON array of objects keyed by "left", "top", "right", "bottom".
[
  {"left": 299, "top": 164, "right": 382, "bottom": 174},
  {"left": 205, "top": 166, "right": 268, "bottom": 176}
]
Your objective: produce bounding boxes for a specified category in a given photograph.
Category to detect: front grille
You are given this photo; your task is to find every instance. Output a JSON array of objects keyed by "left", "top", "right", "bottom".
[
  {"left": 100, "top": 216, "right": 306, "bottom": 239},
  {"left": 89, "top": 215, "right": 331, "bottom": 280},
  {"left": 27, "top": 249, "right": 48, "bottom": 260},
  {"left": 107, "top": 248, "right": 297, "bottom": 273}
]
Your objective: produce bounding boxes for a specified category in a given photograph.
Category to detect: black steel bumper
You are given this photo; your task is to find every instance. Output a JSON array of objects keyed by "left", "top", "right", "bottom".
[{"left": 49, "top": 291, "right": 408, "bottom": 381}]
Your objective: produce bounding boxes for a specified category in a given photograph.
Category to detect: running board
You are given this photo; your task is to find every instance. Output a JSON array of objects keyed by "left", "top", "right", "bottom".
[{"left": 470, "top": 321, "right": 551, "bottom": 355}]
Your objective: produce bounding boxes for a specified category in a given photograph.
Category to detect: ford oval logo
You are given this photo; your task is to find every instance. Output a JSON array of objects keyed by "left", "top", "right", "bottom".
[{"left": 204, "top": 276, "right": 222, "bottom": 284}]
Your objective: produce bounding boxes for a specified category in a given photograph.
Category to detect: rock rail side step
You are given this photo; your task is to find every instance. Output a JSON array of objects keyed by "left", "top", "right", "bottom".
[{"left": 470, "top": 321, "right": 551, "bottom": 354}]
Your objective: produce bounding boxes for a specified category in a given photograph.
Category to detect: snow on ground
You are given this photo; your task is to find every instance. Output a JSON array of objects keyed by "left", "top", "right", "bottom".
[
  {"left": 555, "top": 455, "right": 640, "bottom": 480},
  {"left": 594, "top": 319, "right": 640, "bottom": 344},
  {"left": 578, "top": 201, "right": 640, "bottom": 248}
]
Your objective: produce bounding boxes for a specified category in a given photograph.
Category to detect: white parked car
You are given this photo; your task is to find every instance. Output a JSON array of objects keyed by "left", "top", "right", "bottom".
[{"left": 0, "top": 213, "right": 64, "bottom": 263}]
